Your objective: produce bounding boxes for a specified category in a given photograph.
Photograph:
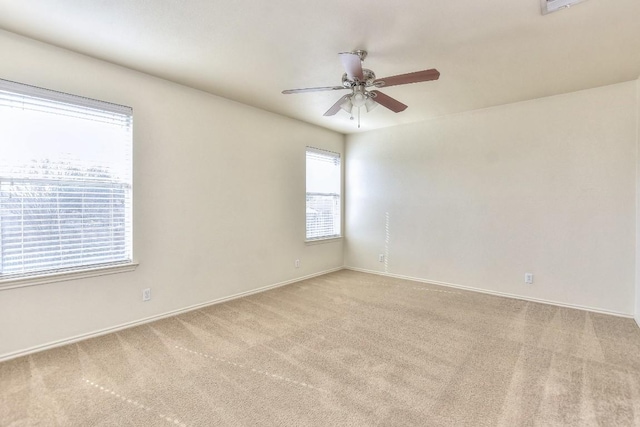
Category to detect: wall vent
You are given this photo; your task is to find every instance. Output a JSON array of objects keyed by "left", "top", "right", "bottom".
[{"left": 541, "top": 0, "right": 588, "bottom": 14}]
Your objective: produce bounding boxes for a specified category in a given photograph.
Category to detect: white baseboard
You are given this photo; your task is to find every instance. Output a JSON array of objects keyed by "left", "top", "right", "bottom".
[
  {"left": 4, "top": 265, "right": 634, "bottom": 362},
  {"left": 345, "top": 266, "right": 634, "bottom": 318},
  {"left": 0, "top": 267, "right": 344, "bottom": 363}
]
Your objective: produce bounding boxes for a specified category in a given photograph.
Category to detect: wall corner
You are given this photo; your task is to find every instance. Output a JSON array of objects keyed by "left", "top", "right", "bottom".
[{"left": 635, "top": 76, "right": 640, "bottom": 328}]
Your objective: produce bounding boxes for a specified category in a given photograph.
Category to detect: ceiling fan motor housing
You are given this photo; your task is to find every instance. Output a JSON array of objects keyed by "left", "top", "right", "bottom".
[{"left": 342, "top": 69, "right": 377, "bottom": 88}]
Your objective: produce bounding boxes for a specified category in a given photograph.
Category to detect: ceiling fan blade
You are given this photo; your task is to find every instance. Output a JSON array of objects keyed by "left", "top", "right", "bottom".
[
  {"left": 370, "top": 90, "right": 408, "bottom": 113},
  {"left": 374, "top": 69, "right": 440, "bottom": 88},
  {"left": 324, "top": 94, "right": 351, "bottom": 116},
  {"left": 339, "top": 52, "right": 364, "bottom": 81},
  {"left": 282, "top": 86, "right": 347, "bottom": 94}
]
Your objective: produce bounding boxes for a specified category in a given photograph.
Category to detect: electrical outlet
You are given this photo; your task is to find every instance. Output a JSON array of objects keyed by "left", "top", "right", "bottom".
[
  {"left": 378, "top": 254, "right": 385, "bottom": 262},
  {"left": 142, "top": 288, "right": 151, "bottom": 301},
  {"left": 524, "top": 273, "right": 534, "bottom": 284},
  {"left": 295, "top": 259, "right": 300, "bottom": 268}
]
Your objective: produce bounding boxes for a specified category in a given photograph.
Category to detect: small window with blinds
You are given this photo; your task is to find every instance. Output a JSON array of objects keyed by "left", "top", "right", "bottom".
[
  {"left": 306, "top": 147, "right": 341, "bottom": 241},
  {"left": 0, "top": 79, "right": 133, "bottom": 280}
]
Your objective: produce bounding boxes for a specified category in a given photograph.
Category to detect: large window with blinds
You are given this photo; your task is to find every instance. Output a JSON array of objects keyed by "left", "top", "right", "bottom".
[
  {"left": 306, "top": 147, "right": 341, "bottom": 241},
  {"left": 0, "top": 79, "right": 133, "bottom": 280}
]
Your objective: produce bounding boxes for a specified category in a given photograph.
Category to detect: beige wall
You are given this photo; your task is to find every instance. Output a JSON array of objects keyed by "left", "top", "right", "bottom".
[
  {"left": 636, "top": 77, "right": 640, "bottom": 326},
  {"left": 346, "top": 81, "right": 637, "bottom": 315},
  {"left": 0, "top": 30, "right": 344, "bottom": 359},
  {"left": 1, "top": 30, "right": 638, "bottom": 360}
]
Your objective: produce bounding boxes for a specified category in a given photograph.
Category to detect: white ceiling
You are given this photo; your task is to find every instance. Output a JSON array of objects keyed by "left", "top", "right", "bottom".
[{"left": 0, "top": 0, "right": 638, "bottom": 134}]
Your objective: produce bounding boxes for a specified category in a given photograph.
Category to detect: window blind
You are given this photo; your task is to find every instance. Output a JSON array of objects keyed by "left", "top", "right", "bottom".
[
  {"left": 306, "top": 147, "right": 341, "bottom": 240},
  {"left": 0, "top": 79, "right": 133, "bottom": 279}
]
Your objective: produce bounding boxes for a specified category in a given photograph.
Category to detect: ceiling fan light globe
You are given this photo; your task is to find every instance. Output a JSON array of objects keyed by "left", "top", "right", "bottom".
[
  {"left": 365, "top": 97, "right": 378, "bottom": 112},
  {"left": 352, "top": 93, "right": 367, "bottom": 108},
  {"left": 340, "top": 98, "right": 353, "bottom": 113}
]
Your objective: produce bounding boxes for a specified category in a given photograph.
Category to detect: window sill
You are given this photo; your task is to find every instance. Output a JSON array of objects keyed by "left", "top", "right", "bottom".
[
  {"left": 305, "top": 236, "right": 343, "bottom": 245},
  {"left": 0, "top": 262, "right": 139, "bottom": 291}
]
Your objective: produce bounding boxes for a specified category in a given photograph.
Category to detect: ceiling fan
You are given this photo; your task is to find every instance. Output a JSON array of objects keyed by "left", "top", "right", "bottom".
[{"left": 282, "top": 50, "right": 440, "bottom": 128}]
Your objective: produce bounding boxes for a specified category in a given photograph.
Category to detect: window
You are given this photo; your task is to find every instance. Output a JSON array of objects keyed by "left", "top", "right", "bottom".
[
  {"left": 0, "top": 79, "right": 133, "bottom": 280},
  {"left": 306, "top": 147, "right": 341, "bottom": 240}
]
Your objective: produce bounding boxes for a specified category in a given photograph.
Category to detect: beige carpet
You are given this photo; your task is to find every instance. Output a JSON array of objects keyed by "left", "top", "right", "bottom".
[{"left": 2, "top": 270, "right": 640, "bottom": 426}]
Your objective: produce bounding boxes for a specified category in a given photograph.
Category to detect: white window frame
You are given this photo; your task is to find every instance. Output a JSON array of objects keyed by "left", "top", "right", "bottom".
[
  {"left": 0, "top": 79, "right": 137, "bottom": 289},
  {"left": 305, "top": 147, "right": 342, "bottom": 242}
]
